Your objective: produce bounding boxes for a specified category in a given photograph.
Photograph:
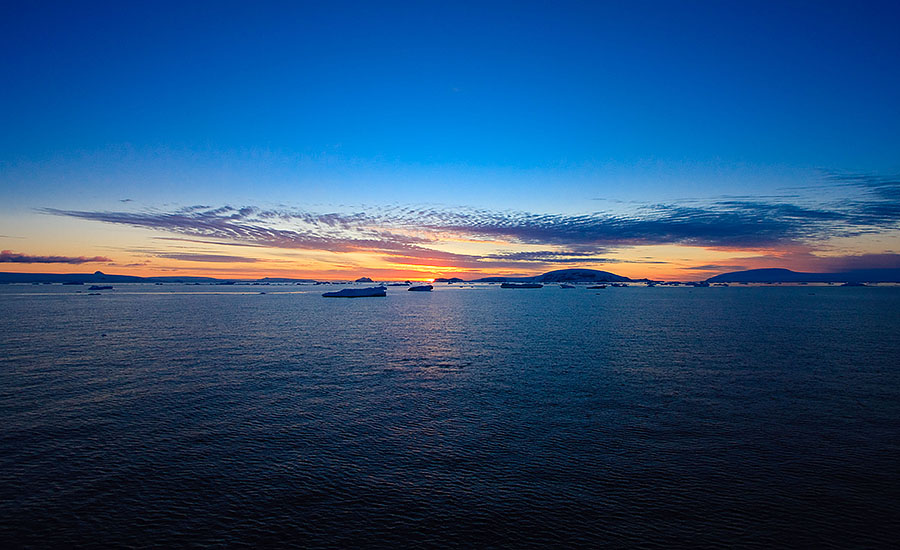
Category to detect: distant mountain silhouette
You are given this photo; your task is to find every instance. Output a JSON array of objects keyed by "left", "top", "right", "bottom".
[
  {"left": 707, "top": 268, "right": 900, "bottom": 283},
  {"left": 536, "top": 269, "right": 632, "bottom": 282},
  {"left": 0, "top": 272, "right": 315, "bottom": 284},
  {"left": 17, "top": 266, "right": 898, "bottom": 285},
  {"left": 469, "top": 268, "right": 633, "bottom": 283}
]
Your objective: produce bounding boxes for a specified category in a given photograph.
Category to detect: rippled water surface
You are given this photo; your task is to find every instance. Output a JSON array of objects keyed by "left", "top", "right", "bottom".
[{"left": 2, "top": 284, "right": 899, "bottom": 548}]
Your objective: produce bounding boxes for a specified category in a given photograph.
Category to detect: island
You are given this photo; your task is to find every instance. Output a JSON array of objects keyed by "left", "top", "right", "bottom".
[{"left": 707, "top": 268, "right": 900, "bottom": 284}]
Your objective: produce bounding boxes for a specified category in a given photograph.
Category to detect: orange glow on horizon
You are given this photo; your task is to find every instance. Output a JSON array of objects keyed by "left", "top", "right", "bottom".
[{"left": 3, "top": 235, "right": 895, "bottom": 282}]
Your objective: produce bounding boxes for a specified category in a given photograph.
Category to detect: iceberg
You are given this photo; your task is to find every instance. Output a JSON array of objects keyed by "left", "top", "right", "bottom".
[{"left": 322, "top": 287, "right": 387, "bottom": 298}]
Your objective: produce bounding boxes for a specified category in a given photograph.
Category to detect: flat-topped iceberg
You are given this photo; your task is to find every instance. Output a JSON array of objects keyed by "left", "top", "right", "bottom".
[
  {"left": 408, "top": 285, "right": 433, "bottom": 291},
  {"left": 322, "top": 287, "right": 386, "bottom": 298}
]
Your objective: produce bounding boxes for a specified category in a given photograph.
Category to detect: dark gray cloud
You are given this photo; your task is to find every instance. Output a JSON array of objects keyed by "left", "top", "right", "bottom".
[
  {"left": 815, "top": 253, "right": 900, "bottom": 271},
  {"left": 823, "top": 172, "right": 900, "bottom": 202},
  {"left": 477, "top": 250, "right": 666, "bottom": 264},
  {"left": 375, "top": 201, "right": 889, "bottom": 249},
  {"left": 39, "top": 206, "right": 427, "bottom": 254},
  {"left": 1, "top": 250, "right": 112, "bottom": 264},
  {"left": 38, "top": 174, "right": 900, "bottom": 270},
  {"left": 157, "top": 253, "right": 260, "bottom": 263},
  {"left": 685, "top": 264, "right": 747, "bottom": 271},
  {"left": 482, "top": 251, "right": 621, "bottom": 264},
  {"left": 37, "top": 200, "right": 883, "bottom": 253},
  {"left": 152, "top": 237, "right": 268, "bottom": 248}
]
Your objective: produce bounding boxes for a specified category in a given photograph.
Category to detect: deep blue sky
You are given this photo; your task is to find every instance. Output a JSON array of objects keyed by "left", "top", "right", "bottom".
[
  {"left": 2, "top": 1, "right": 899, "bottom": 278},
  {"left": 4, "top": 2, "right": 899, "bottom": 170}
]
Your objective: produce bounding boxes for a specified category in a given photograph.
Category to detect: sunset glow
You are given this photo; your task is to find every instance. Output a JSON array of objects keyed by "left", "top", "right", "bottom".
[
  {"left": 2, "top": 2, "right": 898, "bottom": 281},
  {"left": 4, "top": 3, "right": 900, "bottom": 548}
]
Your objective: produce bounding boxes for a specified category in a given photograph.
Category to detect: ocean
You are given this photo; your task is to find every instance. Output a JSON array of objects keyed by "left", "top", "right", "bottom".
[{"left": 1, "top": 284, "right": 898, "bottom": 548}]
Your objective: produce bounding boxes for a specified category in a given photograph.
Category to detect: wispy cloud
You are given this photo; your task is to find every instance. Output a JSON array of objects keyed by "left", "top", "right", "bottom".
[
  {"left": 684, "top": 264, "right": 747, "bottom": 271},
  {"left": 1, "top": 250, "right": 112, "bottom": 264},
  {"left": 814, "top": 253, "right": 900, "bottom": 271},
  {"left": 157, "top": 253, "right": 260, "bottom": 263},
  {"left": 387, "top": 202, "right": 849, "bottom": 248},
  {"left": 822, "top": 171, "right": 900, "bottom": 202},
  {"left": 481, "top": 250, "right": 620, "bottom": 263},
  {"left": 39, "top": 206, "right": 427, "bottom": 254},
  {"left": 152, "top": 237, "right": 268, "bottom": 248},
  {"left": 478, "top": 250, "right": 667, "bottom": 264},
  {"left": 37, "top": 174, "right": 900, "bottom": 271}
]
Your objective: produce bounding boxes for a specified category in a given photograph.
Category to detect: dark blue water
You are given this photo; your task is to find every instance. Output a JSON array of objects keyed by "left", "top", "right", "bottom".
[{"left": 2, "top": 284, "right": 899, "bottom": 548}]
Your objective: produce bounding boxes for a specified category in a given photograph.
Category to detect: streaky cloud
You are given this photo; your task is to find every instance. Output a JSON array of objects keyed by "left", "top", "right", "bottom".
[
  {"left": 685, "top": 264, "right": 748, "bottom": 271},
  {"left": 1, "top": 250, "right": 112, "bottom": 264},
  {"left": 479, "top": 250, "right": 666, "bottom": 264},
  {"left": 152, "top": 237, "right": 269, "bottom": 248},
  {"left": 815, "top": 252, "right": 900, "bottom": 272},
  {"left": 37, "top": 175, "right": 900, "bottom": 272},
  {"left": 157, "top": 253, "right": 260, "bottom": 263},
  {"left": 822, "top": 171, "right": 900, "bottom": 201}
]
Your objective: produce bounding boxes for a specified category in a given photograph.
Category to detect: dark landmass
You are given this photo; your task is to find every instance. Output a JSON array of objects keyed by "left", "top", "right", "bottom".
[
  {"left": 0, "top": 271, "right": 204, "bottom": 284},
  {"left": 257, "top": 277, "right": 318, "bottom": 283},
  {"left": 468, "top": 276, "right": 517, "bottom": 283},
  {"left": 12, "top": 266, "right": 897, "bottom": 286},
  {"left": 0, "top": 271, "right": 315, "bottom": 284},
  {"left": 707, "top": 268, "right": 900, "bottom": 283},
  {"left": 536, "top": 269, "right": 633, "bottom": 282},
  {"left": 469, "top": 268, "right": 634, "bottom": 283},
  {"left": 1, "top": 268, "right": 636, "bottom": 285}
]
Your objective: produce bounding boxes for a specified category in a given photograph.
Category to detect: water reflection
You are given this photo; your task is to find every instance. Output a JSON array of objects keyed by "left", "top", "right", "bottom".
[{"left": 1, "top": 285, "right": 898, "bottom": 547}]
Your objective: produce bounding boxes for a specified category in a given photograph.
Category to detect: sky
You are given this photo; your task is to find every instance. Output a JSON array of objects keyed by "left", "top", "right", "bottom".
[{"left": 2, "top": 0, "right": 899, "bottom": 280}]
